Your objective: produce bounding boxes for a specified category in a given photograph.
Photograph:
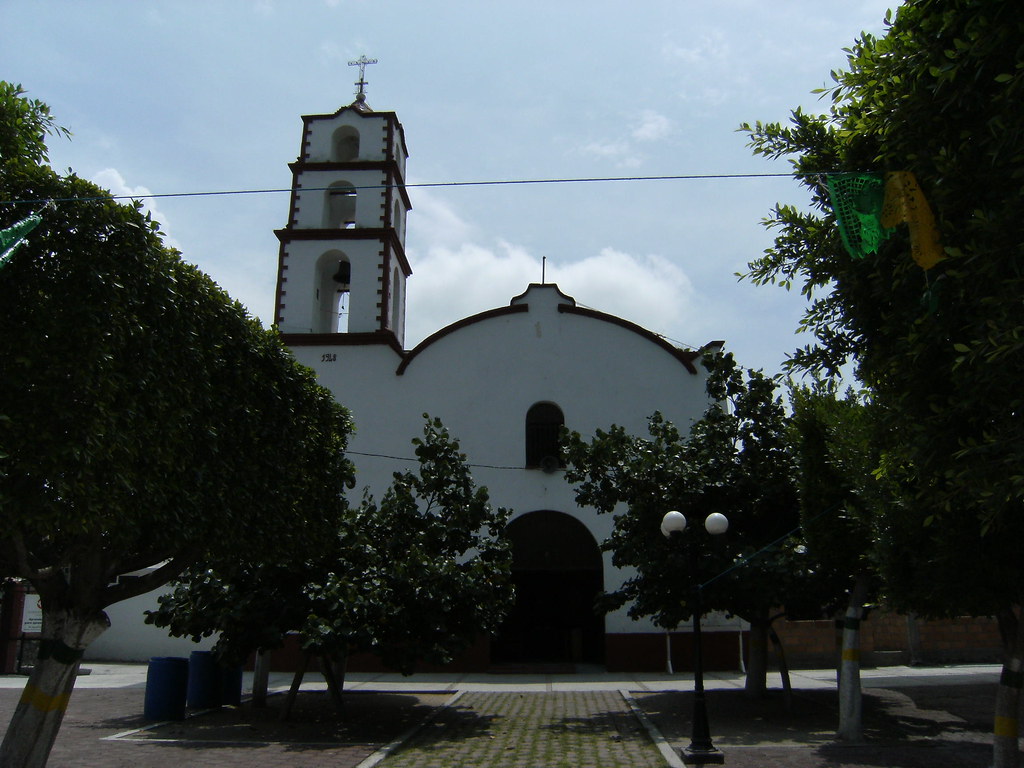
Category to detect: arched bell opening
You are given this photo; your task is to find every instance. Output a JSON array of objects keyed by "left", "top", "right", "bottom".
[
  {"left": 331, "top": 125, "right": 360, "bottom": 162},
  {"left": 315, "top": 250, "right": 351, "bottom": 333},
  {"left": 323, "top": 181, "right": 357, "bottom": 229}
]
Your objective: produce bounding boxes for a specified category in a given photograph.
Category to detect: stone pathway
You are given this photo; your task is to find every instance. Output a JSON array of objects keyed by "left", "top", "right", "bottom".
[
  {"left": 0, "top": 664, "right": 1011, "bottom": 767},
  {"left": 380, "top": 691, "right": 665, "bottom": 768}
]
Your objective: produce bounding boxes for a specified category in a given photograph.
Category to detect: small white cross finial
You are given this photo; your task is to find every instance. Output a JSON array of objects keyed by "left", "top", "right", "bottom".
[{"left": 348, "top": 55, "right": 378, "bottom": 98}]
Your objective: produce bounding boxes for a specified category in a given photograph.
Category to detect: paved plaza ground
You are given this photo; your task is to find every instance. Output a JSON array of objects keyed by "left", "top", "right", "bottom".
[{"left": 0, "top": 663, "right": 1017, "bottom": 767}]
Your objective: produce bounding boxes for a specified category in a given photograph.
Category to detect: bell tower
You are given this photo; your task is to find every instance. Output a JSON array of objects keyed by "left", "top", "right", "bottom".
[{"left": 274, "top": 67, "right": 411, "bottom": 346}]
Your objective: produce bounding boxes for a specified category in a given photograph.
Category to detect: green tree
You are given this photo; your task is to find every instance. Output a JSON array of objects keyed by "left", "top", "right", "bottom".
[
  {"left": 564, "top": 352, "right": 814, "bottom": 695},
  {"left": 0, "top": 82, "right": 68, "bottom": 171},
  {"left": 0, "top": 83, "right": 352, "bottom": 767},
  {"left": 149, "top": 416, "right": 514, "bottom": 685},
  {"left": 741, "top": 2, "right": 1024, "bottom": 762},
  {"left": 788, "top": 381, "right": 889, "bottom": 741}
]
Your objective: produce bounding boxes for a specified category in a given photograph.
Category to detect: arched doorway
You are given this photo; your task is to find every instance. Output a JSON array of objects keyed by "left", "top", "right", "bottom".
[{"left": 491, "top": 510, "right": 605, "bottom": 666}]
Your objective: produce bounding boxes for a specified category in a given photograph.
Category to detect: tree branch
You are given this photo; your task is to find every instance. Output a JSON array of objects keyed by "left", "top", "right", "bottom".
[
  {"left": 100, "top": 557, "right": 189, "bottom": 607},
  {"left": 113, "top": 548, "right": 184, "bottom": 578},
  {"left": 6, "top": 529, "right": 45, "bottom": 581}
]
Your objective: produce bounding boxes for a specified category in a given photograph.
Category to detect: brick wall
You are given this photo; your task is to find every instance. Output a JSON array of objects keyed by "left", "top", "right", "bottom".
[{"left": 774, "top": 612, "right": 1003, "bottom": 668}]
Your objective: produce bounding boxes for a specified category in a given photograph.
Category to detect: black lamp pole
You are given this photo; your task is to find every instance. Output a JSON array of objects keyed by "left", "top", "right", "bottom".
[
  {"left": 683, "top": 542, "right": 723, "bottom": 765},
  {"left": 661, "top": 510, "right": 726, "bottom": 766}
]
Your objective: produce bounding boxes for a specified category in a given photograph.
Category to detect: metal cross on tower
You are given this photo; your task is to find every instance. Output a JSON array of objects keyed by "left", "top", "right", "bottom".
[{"left": 348, "top": 55, "right": 378, "bottom": 97}]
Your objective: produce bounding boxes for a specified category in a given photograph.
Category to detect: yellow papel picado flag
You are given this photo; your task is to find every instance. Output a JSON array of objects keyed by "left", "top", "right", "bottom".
[
  {"left": 880, "top": 171, "right": 945, "bottom": 270},
  {"left": 826, "top": 171, "right": 945, "bottom": 270}
]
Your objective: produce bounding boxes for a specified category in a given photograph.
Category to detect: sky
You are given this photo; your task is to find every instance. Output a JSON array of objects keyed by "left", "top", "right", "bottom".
[{"left": 2, "top": 1, "right": 898, "bottom": 378}]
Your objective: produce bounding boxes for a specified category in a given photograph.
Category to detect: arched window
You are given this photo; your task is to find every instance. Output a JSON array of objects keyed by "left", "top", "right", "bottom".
[
  {"left": 323, "top": 181, "right": 356, "bottom": 228},
  {"left": 525, "top": 403, "right": 565, "bottom": 470},
  {"left": 392, "top": 200, "right": 402, "bottom": 239},
  {"left": 332, "top": 126, "right": 360, "bottom": 161},
  {"left": 389, "top": 266, "right": 402, "bottom": 332}
]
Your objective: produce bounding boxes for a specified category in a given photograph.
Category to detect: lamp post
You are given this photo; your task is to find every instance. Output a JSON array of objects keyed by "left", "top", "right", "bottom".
[{"left": 661, "top": 510, "right": 728, "bottom": 766}]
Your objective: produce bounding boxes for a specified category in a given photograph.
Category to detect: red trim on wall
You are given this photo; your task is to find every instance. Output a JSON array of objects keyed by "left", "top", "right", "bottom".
[
  {"left": 298, "top": 105, "right": 409, "bottom": 175},
  {"left": 377, "top": 245, "right": 388, "bottom": 331},
  {"left": 273, "top": 228, "right": 411, "bottom": 277},
  {"left": 274, "top": 241, "right": 289, "bottom": 324},
  {"left": 558, "top": 305, "right": 707, "bottom": 375},
  {"left": 287, "top": 160, "right": 412, "bottom": 210},
  {"left": 281, "top": 330, "right": 405, "bottom": 357}
]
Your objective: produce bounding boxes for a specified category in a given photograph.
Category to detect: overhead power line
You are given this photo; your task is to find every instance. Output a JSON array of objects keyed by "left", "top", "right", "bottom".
[
  {"left": 348, "top": 450, "right": 524, "bottom": 471},
  {"left": 0, "top": 170, "right": 829, "bottom": 208}
]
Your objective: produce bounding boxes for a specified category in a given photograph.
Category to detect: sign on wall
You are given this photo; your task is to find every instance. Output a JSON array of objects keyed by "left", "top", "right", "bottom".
[{"left": 21, "top": 596, "right": 43, "bottom": 634}]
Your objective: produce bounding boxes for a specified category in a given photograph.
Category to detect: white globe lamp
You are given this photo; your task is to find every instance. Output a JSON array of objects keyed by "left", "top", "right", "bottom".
[{"left": 660, "top": 511, "right": 687, "bottom": 538}]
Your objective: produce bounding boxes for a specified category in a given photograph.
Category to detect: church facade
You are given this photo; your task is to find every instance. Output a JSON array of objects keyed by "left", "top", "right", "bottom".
[
  {"left": 76, "top": 93, "right": 1002, "bottom": 673},
  {"left": 274, "top": 93, "right": 736, "bottom": 671}
]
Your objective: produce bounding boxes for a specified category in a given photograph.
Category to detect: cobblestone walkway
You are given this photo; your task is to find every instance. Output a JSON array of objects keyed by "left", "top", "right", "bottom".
[{"left": 381, "top": 691, "right": 664, "bottom": 768}]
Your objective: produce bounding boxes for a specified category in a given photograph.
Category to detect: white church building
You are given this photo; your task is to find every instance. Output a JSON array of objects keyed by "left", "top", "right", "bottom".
[
  {"left": 271, "top": 91, "right": 735, "bottom": 672},
  {"left": 85, "top": 91, "right": 742, "bottom": 672}
]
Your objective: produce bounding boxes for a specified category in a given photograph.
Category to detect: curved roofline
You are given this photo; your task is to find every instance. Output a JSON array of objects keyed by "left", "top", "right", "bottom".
[
  {"left": 396, "top": 305, "right": 529, "bottom": 375},
  {"left": 558, "top": 304, "right": 705, "bottom": 374},
  {"left": 510, "top": 283, "right": 576, "bottom": 306},
  {"left": 395, "top": 296, "right": 721, "bottom": 377}
]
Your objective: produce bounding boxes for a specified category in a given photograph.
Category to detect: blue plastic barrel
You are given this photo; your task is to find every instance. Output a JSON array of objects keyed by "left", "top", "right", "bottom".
[
  {"left": 143, "top": 656, "right": 188, "bottom": 720},
  {"left": 187, "top": 650, "right": 221, "bottom": 709}
]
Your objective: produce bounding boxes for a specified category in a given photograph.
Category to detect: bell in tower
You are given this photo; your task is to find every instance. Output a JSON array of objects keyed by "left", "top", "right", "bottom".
[{"left": 332, "top": 259, "right": 351, "bottom": 291}]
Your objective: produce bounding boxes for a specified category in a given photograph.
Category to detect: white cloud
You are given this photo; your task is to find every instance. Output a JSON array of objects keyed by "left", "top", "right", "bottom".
[
  {"left": 550, "top": 248, "right": 695, "bottom": 341},
  {"left": 406, "top": 238, "right": 695, "bottom": 349},
  {"left": 407, "top": 186, "right": 477, "bottom": 248},
  {"left": 661, "top": 28, "right": 756, "bottom": 111},
  {"left": 661, "top": 28, "right": 731, "bottom": 67},
  {"left": 404, "top": 191, "right": 697, "bottom": 348},
  {"left": 575, "top": 110, "right": 674, "bottom": 169},
  {"left": 631, "top": 110, "right": 674, "bottom": 143},
  {"left": 577, "top": 139, "right": 642, "bottom": 169},
  {"left": 405, "top": 240, "right": 537, "bottom": 344},
  {"left": 318, "top": 41, "right": 343, "bottom": 64},
  {"left": 90, "top": 168, "right": 181, "bottom": 251}
]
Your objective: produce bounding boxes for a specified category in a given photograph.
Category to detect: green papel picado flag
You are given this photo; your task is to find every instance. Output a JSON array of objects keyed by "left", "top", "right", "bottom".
[{"left": 0, "top": 213, "right": 42, "bottom": 271}]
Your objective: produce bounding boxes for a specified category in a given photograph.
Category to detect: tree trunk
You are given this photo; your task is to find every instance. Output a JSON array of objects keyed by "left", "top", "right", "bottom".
[
  {"left": 251, "top": 649, "right": 271, "bottom": 708},
  {"left": 320, "top": 654, "right": 345, "bottom": 712},
  {"left": 281, "top": 651, "right": 311, "bottom": 722},
  {"left": 836, "top": 573, "right": 869, "bottom": 742},
  {"left": 769, "top": 625, "right": 793, "bottom": 712},
  {"left": 905, "top": 613, "right": 922, "bottom": 666},
  {"left": 744, "top": 615, "right": 769, "bottom": 697},
  {"left": 993, "top": 607, "right": 1023, "bottom": 768},
  {"left": 0, "top": 608, "right": 108, "bottom": 768}
]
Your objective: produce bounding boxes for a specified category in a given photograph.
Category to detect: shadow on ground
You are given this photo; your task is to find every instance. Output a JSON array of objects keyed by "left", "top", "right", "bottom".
[
  {"left": 122, "top": 690, "right": 455, "bottom": 751},
  {"left": 634, "top": 683, "right": 999, "bottom": 768}
]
